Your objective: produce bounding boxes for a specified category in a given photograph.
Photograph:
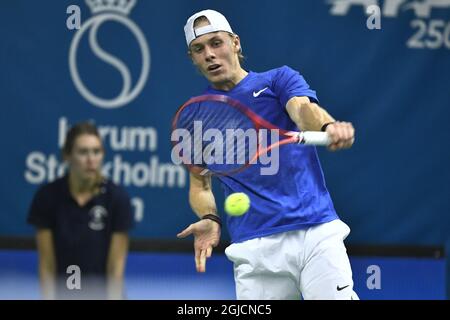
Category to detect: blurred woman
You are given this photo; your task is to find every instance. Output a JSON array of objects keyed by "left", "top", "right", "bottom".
[{"left": 27, "top": 121, "right": 133, "bottom": 299}]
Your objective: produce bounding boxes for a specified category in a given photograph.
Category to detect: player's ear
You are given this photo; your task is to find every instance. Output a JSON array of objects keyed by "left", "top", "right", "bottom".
[{"left": 232, "top": 35, "right": 241, "bottom": 52}]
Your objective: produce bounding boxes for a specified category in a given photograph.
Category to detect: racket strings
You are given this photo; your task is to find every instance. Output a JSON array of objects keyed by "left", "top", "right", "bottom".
[{"left": 175, "top": 100, "right": 257, "bottom": 173}]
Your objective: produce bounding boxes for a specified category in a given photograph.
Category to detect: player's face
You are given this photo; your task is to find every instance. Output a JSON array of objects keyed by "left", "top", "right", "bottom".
[
  {"left": 189, "top": 30, "right": 241, "bottom": 89},
  {"left": 67, "top": 134, "right": 104, "bottom": 181}
]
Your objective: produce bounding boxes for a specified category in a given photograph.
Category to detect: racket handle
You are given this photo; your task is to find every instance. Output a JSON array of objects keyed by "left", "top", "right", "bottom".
[{"left": 300, "top": 131, "right": 331, "bottom": 146}]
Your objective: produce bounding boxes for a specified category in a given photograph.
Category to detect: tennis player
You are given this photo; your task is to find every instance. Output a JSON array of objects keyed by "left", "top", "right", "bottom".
[{"left": 177, "top": 9, "right": 358, "bottom": 300}]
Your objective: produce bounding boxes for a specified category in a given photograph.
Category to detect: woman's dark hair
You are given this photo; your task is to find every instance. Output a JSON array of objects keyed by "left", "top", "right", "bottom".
[{"left": 62, "top": 121, "right": 103, "bottom": 156}]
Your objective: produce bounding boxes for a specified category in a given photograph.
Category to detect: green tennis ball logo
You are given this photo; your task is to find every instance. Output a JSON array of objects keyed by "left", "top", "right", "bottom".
[{"left": 224, "top": 192, "right": 250, "bottom": 216}]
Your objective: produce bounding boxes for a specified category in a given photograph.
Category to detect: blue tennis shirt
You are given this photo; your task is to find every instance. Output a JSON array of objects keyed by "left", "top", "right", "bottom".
[{"left": 204, "top": 66, "right": 339, "bottom": 243}]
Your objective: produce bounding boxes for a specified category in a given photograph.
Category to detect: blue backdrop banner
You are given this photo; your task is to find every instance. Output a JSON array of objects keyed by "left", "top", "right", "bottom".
[{"left": 0, "top": 0, "right": 449, "bottom": 255}]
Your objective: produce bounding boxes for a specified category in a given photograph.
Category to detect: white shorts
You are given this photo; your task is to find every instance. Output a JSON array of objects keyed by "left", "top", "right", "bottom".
[{"left": 225, "top": 219, "right": 359, "bottom": 300}]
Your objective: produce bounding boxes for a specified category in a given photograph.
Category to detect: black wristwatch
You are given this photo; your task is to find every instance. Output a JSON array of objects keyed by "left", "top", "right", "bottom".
[
  {"left": 321, "top": 122, "right": 335, "bottom": 132},
  {"left": 201, "top": 214, "right": 222, "bottom": 227}
]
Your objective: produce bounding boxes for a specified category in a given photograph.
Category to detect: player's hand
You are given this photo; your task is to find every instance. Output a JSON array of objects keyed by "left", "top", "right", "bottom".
[
  {"left": 177, "top": 219, "right": 221, "bottom": 273},
  {"left": 326, "top": 121, "right": 355, "bottom": 151}
]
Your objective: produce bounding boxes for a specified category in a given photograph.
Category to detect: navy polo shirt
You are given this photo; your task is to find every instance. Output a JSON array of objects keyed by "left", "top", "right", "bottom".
[{"left": 27, "top": 175, "right": 133, "bottom": 289}]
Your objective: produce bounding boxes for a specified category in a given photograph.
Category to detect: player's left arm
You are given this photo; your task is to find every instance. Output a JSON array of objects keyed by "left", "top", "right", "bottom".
[
  {"left": 286, "top": 96, "right": 355, "bottom": 151},
  {"left": 177, "top": 172, "right": 221, "bottom": 273}
]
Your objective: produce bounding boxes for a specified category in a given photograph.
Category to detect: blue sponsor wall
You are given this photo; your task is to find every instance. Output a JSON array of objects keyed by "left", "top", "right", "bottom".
[{"left": 0, "top": 1, "right": 449, "bottom": 298}]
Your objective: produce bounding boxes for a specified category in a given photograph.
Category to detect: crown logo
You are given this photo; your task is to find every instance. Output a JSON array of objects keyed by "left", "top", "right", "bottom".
[{"left": 86, "top": 0, "right": 136, "bottom": 15}]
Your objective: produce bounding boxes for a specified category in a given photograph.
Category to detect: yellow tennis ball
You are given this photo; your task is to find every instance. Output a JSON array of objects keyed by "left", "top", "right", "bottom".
[{"left": 224, "top": 193, "right": 250, "bottom": 216}]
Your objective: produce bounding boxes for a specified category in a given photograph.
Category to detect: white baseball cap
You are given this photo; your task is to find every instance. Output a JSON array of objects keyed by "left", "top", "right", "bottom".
[{"left": 184, "top": 9, "right": 234, "bottom": 47}]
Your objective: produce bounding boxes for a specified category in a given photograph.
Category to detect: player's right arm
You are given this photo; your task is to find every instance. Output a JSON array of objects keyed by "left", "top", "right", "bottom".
[
  {"left": 36, "top": 229, "right": 56, "bottom": 300},
  {"left": 286, "top": 97, "right": 355, "bottom": 151},
  {"left": 177, "top": 172, "right": 221, "bottom": 272}
]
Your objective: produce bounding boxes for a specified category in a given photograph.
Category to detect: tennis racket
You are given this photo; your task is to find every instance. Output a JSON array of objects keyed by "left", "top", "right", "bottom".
[{"left": 171, "top": 94, "right": 330, "bottom": 176}]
